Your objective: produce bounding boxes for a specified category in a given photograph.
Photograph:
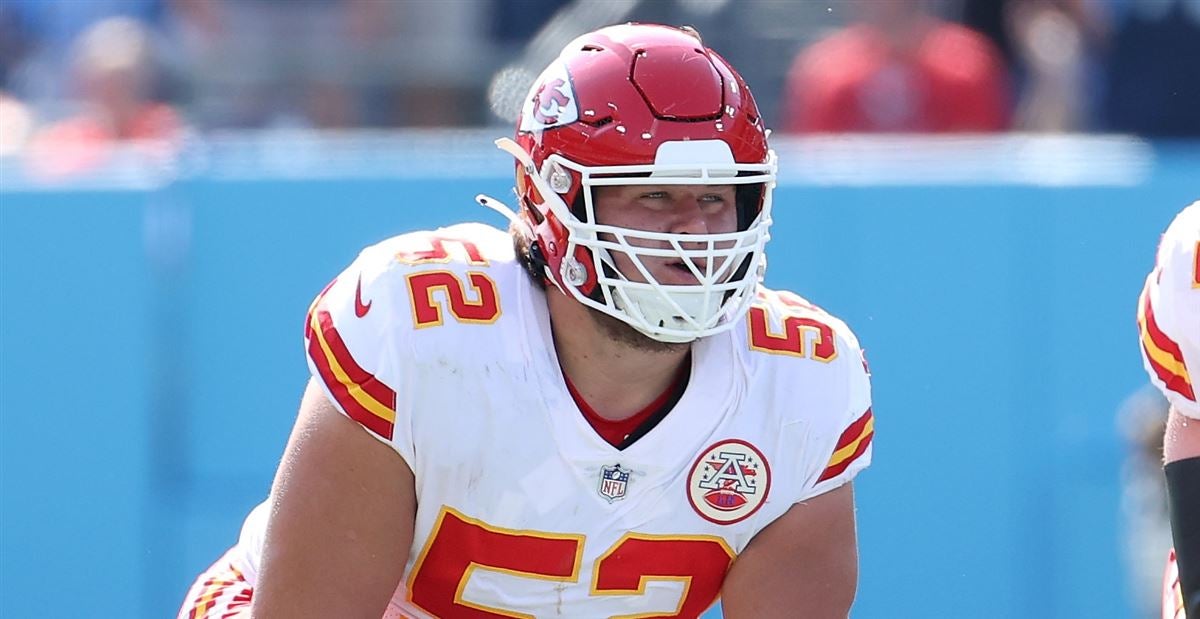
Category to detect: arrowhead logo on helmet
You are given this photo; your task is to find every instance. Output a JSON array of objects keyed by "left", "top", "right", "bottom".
[{"left": 521, "top": 64, "right": 578, "bottom": 131}]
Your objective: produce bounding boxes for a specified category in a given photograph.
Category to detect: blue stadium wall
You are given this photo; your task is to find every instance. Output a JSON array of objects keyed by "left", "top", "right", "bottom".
[{"left": 2, "top": 134, "right": 1196, "bottom": 618}]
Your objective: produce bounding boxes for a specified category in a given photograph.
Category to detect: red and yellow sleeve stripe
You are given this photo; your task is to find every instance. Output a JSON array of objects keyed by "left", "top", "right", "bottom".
[
  {"left": 818, "top": 407, "right": 874, "bottom": 483},
  {"left": 305, "top": 288, "right": 398, "bottom": 441},
  {"left": 1138, "top": 283, "right": 1196, "bottom": 402},
  {"left": 185, "top": 564, "right": 250, "bottom": 619}
]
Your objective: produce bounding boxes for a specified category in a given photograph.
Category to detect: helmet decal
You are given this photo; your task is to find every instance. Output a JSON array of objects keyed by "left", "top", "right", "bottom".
[{"left": 520, "top": 62, "right": 578, "bottom": 131}]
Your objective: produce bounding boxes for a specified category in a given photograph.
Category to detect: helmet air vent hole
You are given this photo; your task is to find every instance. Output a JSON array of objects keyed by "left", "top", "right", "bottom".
[{"left": 583, "top": 116, "right": 614, "bottom": 128}]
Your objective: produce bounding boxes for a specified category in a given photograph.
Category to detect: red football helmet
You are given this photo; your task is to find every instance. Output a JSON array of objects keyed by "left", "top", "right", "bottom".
[{"left": 483, "top": 23, "right": 776, "bottom": 342}]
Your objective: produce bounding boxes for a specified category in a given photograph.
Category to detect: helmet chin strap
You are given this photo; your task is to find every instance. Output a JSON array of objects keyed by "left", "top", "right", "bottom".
[
  {"left": 594, "top": 247, "right": 718, "bottom": 344},
  {"left": 612, "top": 288, "right": 705, "bottom": 343}
]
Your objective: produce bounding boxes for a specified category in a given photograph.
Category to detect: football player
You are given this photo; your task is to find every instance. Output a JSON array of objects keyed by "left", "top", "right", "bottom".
[
  {"left": 1136, "top": 202, "right": 1199, "bottom": 619},
  {"left": 180, "top": 23, "right": 874, "bottom": 619}
]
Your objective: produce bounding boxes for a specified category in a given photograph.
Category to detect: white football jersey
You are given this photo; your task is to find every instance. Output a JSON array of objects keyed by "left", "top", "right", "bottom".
[
  {"left": 1138, "top": 201, "right": 1200, "bottom": 419},
  {"left": 238, "top": 222, "right": 874, "bottom": 618}
]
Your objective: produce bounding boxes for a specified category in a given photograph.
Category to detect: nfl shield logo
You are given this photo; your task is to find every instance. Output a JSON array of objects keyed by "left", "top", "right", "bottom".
[{"left": 598, "top": 464, "right": 630, "bottom": 503}]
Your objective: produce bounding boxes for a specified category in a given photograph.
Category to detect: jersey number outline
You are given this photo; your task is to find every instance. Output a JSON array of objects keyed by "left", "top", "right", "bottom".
[
  {"left": 407, "top": 506, "right": 735, "bottom": 619},
  {"left": 1193, "top": 240, "right": 1199, "bottom": 288},
  {"left": 405, "top": 271, "right": 501, "bottom": 328},
  {"left": 747, "top": 290, "right": 837, "bottom": 361},
  {"left": 396, "top": 234, "right": 502, "bottom": 328},
  {"left": 395, "top": 234, "right": 490, "bottom": 266}
]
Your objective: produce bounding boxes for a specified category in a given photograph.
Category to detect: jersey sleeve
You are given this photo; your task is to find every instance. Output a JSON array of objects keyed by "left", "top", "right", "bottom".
[
  {"left": 1138, "top": 202, "right": 1200, "bottom": 419},
  {"left": 751, "top": 288, "right": 875, "bottom": 503},
  {"left": 799, "top": 324, "right": 874, "bottom": 500},
  {"left": 304, "top": 243, "right": 415, "bottom": 465}
]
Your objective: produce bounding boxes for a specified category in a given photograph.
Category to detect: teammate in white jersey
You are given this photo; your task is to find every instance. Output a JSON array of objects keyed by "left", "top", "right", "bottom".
[
  {"left": 180, "top": 23, "right": 874, "bottom": 619},
  {"left": 1136, "top": 202, "right": 1200, "bottom": 619}
]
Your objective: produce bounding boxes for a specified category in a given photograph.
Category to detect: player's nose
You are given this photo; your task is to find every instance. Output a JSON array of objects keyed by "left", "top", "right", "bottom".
[{"left": 667, "top": 195, "right": 711, "bottom": 236}]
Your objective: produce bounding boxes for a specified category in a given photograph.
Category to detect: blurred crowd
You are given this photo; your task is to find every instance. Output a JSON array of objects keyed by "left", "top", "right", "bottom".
[
  {"left": 1, "top": 0, "right": 1198, "bottom": 176},
  {"left": 1118, "top": 385, "right": 1174, "bottom": 619}
]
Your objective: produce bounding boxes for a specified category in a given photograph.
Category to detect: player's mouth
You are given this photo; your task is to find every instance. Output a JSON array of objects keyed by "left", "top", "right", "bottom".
[{"left": 662, "top": 259, "right": 705, "bottom": 284}]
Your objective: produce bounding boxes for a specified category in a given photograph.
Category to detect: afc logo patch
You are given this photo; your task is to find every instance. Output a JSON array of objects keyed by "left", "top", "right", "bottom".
[
  {"left": 598, "top": 463, "right": 630, "bottom": 503},
  {"left": 687, "top": 439, "right": 771, "bottom": 524}
]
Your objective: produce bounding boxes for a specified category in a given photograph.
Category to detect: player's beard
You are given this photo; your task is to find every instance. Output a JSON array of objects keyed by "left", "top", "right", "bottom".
[{"left": 586, "top": 305, "right": 691, "bottom": 354}]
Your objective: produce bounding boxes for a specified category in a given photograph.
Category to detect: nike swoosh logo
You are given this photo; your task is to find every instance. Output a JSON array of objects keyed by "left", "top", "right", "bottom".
[{"left": 354, "top": 274, "right": 372, "bottom": 318}]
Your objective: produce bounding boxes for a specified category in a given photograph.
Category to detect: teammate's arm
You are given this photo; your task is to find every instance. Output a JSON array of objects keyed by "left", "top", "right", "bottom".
[
  {"left": 720, "top": 483, "right": 858, "bottom": 618},
  {"left": 250, "top": 378, "right": 416, "bottom": 619},
  {"left": 1165, "top": 406, "right": 1200, "bottom": 617}
]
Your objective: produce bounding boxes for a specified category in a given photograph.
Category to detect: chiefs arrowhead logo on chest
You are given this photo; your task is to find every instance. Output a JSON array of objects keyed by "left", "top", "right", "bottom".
[{"left": 687, "top": 439, "right": 771, "bottom": 525}]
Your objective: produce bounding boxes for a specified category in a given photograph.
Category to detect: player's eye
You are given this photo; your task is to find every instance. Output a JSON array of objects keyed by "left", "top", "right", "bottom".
[{"left": 640, "top": 191, "right": 668, "bottom": 200}]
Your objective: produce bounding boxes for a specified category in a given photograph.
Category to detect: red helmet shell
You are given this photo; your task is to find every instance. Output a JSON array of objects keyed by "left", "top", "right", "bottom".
[{"left": 514, "top": 23, "right": 770, "bottom": 292}]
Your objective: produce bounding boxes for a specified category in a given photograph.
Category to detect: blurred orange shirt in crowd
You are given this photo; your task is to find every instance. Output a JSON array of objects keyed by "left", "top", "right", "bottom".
[
  {"left": 26, "top": 103, "right": 181, "bottom": 179},
  {"left": 782, "top": 21, "right": 1009, "bottom": 133}
]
